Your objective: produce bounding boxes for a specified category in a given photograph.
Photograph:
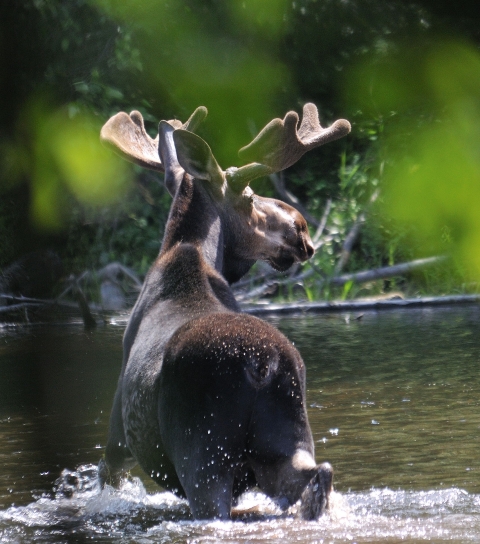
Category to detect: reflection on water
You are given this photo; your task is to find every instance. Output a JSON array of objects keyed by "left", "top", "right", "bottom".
[
  {"left": 0, "top": 306, "right": 480, "bottom": 542},
  {"left": 274, "top": 306, "right": 480, "bottom": 495}
]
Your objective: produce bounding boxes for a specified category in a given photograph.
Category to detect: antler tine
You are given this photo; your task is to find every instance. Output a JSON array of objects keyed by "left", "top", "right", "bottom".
[
  {"left": 100, "top": 110, "right": 163, "bottom": 171},
  {"left": 181, "top": 106, "right": 208, "bottom": 132},
  {"left": 230, "top": 103, "right": 351, "bottom": 190},
  {"left": 298, "top": 103, "right": 351, "bottom": 150},
  {"left": 239, "top": 103, "right": 351, "bottom": 171}
]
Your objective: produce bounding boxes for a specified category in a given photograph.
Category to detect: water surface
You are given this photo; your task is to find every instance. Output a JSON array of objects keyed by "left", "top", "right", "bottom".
[{"left": 1, "top": 305, "right": 479, "bottom": 542}]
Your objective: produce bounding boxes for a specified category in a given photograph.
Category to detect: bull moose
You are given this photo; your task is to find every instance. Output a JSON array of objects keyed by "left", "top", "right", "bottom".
[{"left": 98, "top": 103, "right": 350, "bottom": 520}]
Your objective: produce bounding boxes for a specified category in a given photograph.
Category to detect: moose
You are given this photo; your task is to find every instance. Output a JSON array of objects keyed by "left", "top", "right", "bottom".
[{"left": 98, "top": 103, "right": 350, "bottom": 520}]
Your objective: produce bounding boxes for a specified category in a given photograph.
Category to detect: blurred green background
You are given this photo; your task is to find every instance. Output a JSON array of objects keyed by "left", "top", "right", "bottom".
[{"left": 1, "top": 0, "right": 479, "bottom": 299}]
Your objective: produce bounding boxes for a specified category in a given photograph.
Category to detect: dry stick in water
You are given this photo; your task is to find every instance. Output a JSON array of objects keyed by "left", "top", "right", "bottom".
[{"left": 70, "top": 276, "right": 97, "bottom": 329}]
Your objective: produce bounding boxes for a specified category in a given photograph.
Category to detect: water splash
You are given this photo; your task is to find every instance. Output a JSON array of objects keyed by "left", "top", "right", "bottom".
[{"left": 2, "top": 465, "right": 480, "bottom": 543}]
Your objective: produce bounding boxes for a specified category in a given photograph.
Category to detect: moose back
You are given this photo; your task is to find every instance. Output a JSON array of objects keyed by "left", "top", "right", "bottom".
[{"left": 99, "top": 104, "right": 350, "bottom": 520}]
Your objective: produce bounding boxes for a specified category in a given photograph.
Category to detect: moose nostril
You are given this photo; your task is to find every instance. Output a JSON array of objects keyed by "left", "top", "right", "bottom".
[{"left": 306, "top": 243, "right": 314, "bottom": 258}]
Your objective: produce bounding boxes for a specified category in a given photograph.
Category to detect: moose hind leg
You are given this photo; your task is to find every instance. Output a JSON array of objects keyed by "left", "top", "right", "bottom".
[
  {"left": 298, "top": 462, "right": 333, "bottom": 520},
  {"left": 247, "top": 449, "right": 315, "bottom": 509},
  {"left": 182, "top": 467, "right": 235, "bottom": 520}
]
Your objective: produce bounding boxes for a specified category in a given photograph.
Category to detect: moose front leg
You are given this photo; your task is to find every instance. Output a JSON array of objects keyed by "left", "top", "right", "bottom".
[{"left": 98, "top": 387, "right": 136, "bottom": 488}]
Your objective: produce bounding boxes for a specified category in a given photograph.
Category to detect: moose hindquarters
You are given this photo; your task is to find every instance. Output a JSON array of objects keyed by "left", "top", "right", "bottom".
[
  {"left": 157, "top": 314, "right": 265, "bottom": 519},
  {"left": 157, "top": 312, "right": 321, "bottom": 519}
]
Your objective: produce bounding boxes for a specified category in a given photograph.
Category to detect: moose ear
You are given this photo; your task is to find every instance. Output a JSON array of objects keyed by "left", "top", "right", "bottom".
[
  {"left": 173, "top": 129, "right": 224, "bottom": 186},
  {"left": 158, "top": 121, "right": 185, "bottom": 197}
]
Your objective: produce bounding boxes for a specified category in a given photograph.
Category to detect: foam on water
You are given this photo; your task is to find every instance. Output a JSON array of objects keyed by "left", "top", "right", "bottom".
[{"left": 1, "top": 464, "right": 480, "bottom": 543}]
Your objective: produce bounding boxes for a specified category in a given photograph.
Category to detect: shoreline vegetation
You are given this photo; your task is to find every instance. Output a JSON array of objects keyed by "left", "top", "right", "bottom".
[{"left": 1, "top": 2, "right": 479, "bottom": 323}]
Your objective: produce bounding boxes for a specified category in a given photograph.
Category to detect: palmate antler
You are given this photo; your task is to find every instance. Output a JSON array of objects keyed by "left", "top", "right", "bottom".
[
  {"left": 100, "top": 106, "right": 207, "bottom": 195},
  {"left": 100, "top": 107, "right": 207, "bottom": 171},
  {"left": 100, "top": 110, "right": 162, "bottom": 171},
  {"left": 100, "top": 103, "right": 350, "bottom": 194},
  {"left": 227, "top": 103, "right": 351, "bottom": 190}
]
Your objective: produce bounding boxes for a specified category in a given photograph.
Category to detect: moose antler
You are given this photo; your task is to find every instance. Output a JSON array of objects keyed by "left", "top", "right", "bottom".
[
  {"left": 100, "top": 110, "right": 163, "bottom": 171},
  {"left": 100, "top": 107, "right": 208, "bottom": 172},
  {"left": 101, "top": 106, "right": 208, "bottom": 196},
  {"left": 228, "top": 103, "right": 351, "bottom": 191},
  {"left": 101, "top": 103, "right": 350, "bottom": 195}
]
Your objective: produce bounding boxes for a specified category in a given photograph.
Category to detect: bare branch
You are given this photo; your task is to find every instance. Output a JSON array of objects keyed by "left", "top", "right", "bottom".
[
  {"left": 334, "top": 190, "right": 379, "bottom": 275},
  {"left": 236, "top": 256, "right": 447, "bottom": 303},
  {"left": 313, "top": 198, "right": 332, "bottom": 248},
  {"left": 97, "top": 263, "right": 142, "bottom": 289},
  {"left": 70, "top": 276, "right": 97, "bottom": 329},
  {"left": 329, "top": 256, "right": 447, "bottom": 287},
  {"left": 270, "top": 172, "right": 320, "bottom": 227},
  {"left": 0, "top": 302, "right": 45, "bottom": 314},
  {"left": 235, "top": 268, "right": 315, "bottom": 302}
]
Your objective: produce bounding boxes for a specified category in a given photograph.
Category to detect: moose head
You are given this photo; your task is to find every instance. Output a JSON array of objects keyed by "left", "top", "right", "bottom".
[
  {"left": 99, "top": 104, "right": 350, "bottom": 521},
  {"left": 101, "top": 104, "right": 350, "bottom": 282}
]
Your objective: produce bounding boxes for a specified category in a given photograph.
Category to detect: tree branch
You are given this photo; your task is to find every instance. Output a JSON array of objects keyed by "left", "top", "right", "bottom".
[
  {"left": 328, "top": 255, "right": 447, "bottom": 287},
  {"left": 269, "top": 171, "right": 320, "bottom": 227},
  {"left": 334, "top": 189, "right": 379, "bottom": 275}
]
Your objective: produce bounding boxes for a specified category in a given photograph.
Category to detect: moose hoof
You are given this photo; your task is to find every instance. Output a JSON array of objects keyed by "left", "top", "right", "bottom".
[
  {"left": 98, "top": 458, "right": 126, "bottom": 489},
  {"left": 298, "top": 462, "right": 333, "bottom": 521},
  {"left": 97, "top": 458, "right": 109, "bottom": 489}
]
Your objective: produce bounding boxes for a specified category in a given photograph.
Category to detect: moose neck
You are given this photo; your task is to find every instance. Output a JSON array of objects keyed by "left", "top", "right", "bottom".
[{"left": 160, "top": 175, "right": 253, "bottom": 283}]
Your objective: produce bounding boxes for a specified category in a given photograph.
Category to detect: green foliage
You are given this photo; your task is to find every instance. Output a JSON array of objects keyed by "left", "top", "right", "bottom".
[
  {"left": 1, "top": 0, "right": 480, "bottom": 298},
  {"left": 346, "top": 37, "right": 480, "bottom": 280},
  {"left": 63, "top": 173, "right": 170, "bottom": 275}
]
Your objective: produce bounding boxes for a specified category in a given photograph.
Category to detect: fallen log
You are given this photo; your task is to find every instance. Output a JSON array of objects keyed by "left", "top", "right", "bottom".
[
  {"left": 243, "top": 294, "right": 480, "bottom": 316},
  {"left": 236, "top": 255, "right": 446, "bottom": 303},
  {"left": 328, "top": 256, "right": 446, "bottom": 287}
]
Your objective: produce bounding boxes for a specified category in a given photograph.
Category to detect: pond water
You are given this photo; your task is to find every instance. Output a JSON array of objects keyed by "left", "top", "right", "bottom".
[{"left": 1, "top": 305, "right": 480, "bottom": 542}]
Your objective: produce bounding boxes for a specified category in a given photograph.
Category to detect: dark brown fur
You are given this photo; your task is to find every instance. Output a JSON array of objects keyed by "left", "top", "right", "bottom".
[{"left": 99, "top": 105, "right": 346, "bottom": 519}]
